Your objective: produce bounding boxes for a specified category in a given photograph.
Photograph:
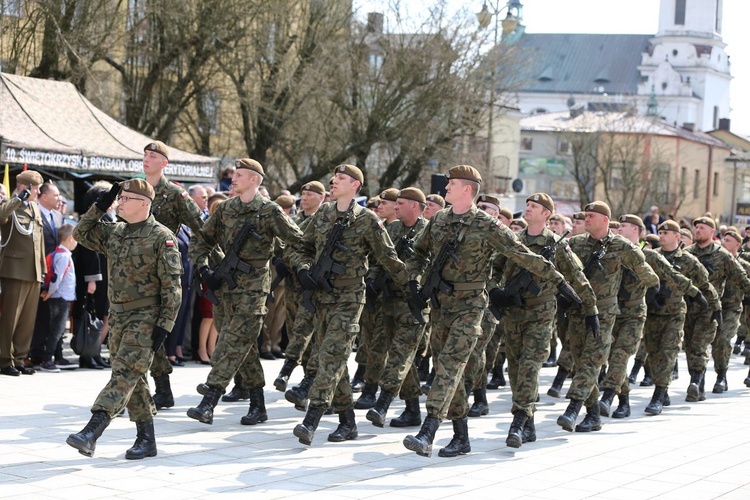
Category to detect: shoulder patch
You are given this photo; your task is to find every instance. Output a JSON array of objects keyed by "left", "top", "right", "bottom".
[
  {"left": 166, "top": 240, "right": 175, "bottom": 248},
  {"left": 181, "top": 191, "right": 188, "bottom": 198},
  {"left": 378, "top": 219, "right": 385, "bottom": 228}
]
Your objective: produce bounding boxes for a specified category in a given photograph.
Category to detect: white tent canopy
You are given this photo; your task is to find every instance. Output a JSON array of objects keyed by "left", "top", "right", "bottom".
[{"left": 0, "top": 72, "right": 218, "bottom": 183}]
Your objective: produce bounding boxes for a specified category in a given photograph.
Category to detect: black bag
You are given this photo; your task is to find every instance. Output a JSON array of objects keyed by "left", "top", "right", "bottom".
[{"left": 71, "top": 295, "right": 103, "bottom": 358}]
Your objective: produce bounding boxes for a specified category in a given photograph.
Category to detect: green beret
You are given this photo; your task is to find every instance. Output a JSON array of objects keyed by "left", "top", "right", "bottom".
[
  {"left": 725, "top": 230, "right": 742, "bottom": 243},
  {"left": 477, "top": 194, "right": 501, "bottom": 208},
  {"left": 511, "top": 218, "right": 527, "bottom": 229},
  {"left": 572, "top": 211, "right": 586, "bottom": 221},
  {"left": 445, "top": 165, "right": 482, "bottom": 184},
  {"left": 659, "top": 220, "right": 681, "bottom": 232},
  {"left": 526, "top": 192, "right": 554, "bottom": 213},
  {"left": 693, "top": 216, "right": 716, "bottom": 229},
  {"left": 609, "top": 221, "right": 621, "bottom": 229},
  {"left": 144, "top": 140, "right": 169, "bottom": 160},
  {"left": 301, "top": 181, "right": 326, "bottom": 196},
  {"left": 379, "top": 188, "right": 399, "bottom": 202},
  {"left": 679, "top": 228, "right": 693, "bottom": 240},
  {"left": 499, "top": 207, "right": 513, "bottom": 220},
  {"left": 426, "top": 194, "right": 445, "bottom": 207},
  {"left": 619, "top": 214, "right": 644, "bottom": 229},
  {"left": 584, "top": 201, "right": 611, "bottom": 218},
  {"left": 397, "top": 187, "right": 426, "bottom": 204},
  {"left": 644, "top": 234, "right": 660, "bottom": 245},
  {"left": 333, "top": 164, "right": 364, "bottom": 184},
  {"left": 235, "top": 158, "right": 265, "bottom": 178},
  {"left": 16, "top": 170, "right": 44, "bottom": 186},
  {"left": 548, "top": 213, "right": 565, "bottom": 223},
  {"left": 274, "top": 194, "right": 295, "bottom": 209},
  {"left": 367, "top": 197, "right": 380, "bottom": 209},
  {"left": 121, "top": 178, "right": 155, "bottom": 201}
]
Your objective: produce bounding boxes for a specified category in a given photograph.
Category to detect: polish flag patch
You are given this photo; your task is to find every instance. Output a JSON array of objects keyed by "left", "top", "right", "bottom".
[
  {"left": 181, "top": 191, "right": 188, "bottom": 198},
  {"left": 166, "top": 240, "right": 175, "bottom": 247}
]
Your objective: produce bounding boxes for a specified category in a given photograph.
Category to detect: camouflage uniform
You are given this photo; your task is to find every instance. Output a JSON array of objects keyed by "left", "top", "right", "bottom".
[
  {"left": 499, "top": 227, "right": 596, "bottom": 418},
  {"left": 687, "top": 241, "right": 750, "bottom": 374},
  {"left": 73, "top": 205, "right": 182, "bottom": 421},
  {"left": 647, "top": 247, "right": 717, "bottom": 388},
  {"left": 291, "top": 200, "right": 409, "bottom": 411},
  {"left": 465, "top": 309, "right": 499, "bottom": 392},
  {"left": 713, "top": 255, "right": 750, "bottom": 371},
  {"left": 566, "top": 232, "right": 658, "bottom": 408},
  {"left": 408, "top": 207, "right": 566, "bottom": 421},
  {"left": 190, "top": 194, "right": 303, "bottom": 393}
]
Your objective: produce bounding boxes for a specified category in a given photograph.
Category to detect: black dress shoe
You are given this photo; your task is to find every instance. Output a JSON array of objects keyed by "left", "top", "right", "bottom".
[
  {"left": 16, "top": 365, "right": 35, "bottom": 375},
  {"left": 272, "top": 350, "right": 286, "bottom": 359},
  {"left": 79, "top": 357, "right": 104, "bottom": 370},
  {"left": 1, "top": 366, "right": 20, "bottom": 376},
  {"left": 55, "top": 357, "right": 72, "bottom": 366},
  {"left": 169, "top": 359, "right": 185, "bottom": 367},
  {"left": 260, "top": 352, "right": 276, "bottom": 361}
]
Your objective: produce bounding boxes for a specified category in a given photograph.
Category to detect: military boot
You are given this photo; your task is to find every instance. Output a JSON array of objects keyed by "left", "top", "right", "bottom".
[
  {"left": 196, "top": 382, "right": 225, "bottom": 396},
  {"left": 66, "top": 411, "right": 111, "bottom": 457},
  {"left": 744, "top": 367, "right": 750, "bottom": 387},
  {"left": 328, "top": 408, "right": 358, "bottom": 442},
  {"left": 354, "top": 382, "right": 378, "bottom": 409},
  {"left": 467, "top": 388, "right": 489, "bottom": 417},
  {"left": 403, "top": 415, "right": 441, "bottom": 457},
  {"left": 350, "top": 364, "right": 366, "bottom": 393},
  {"left": 522, "top": 414, "right": 537, "bottom": 444},
  {"left": 547, "top": 367, "right": 568, "bottom": 398},
  {"left": 662, "top": 389, "right": 671, "bottom": 407},
  {"left": 734, "top": 336, "right": 745, "bottom": 355},
  {"left": 505, "top": 412, "right": 528, "bottom": 449},
  {"left": 222, "top": 374, "right": 251, "bottom": 402},
  {"left": 686, "top": 370, "right": 702, "bottom": 401},
  {"left": 597, "top": 365, "right": 607, "bottom": 390},
  {"left": 575, "top": 403, "right": 602, "bottom": 432},
  {"left": 639, "top": 364, "right": 653, "bottom": 387},
  {"left": 366, "top": 390, "right": 395, "bottom": 427},
  {"left": 240, "top": 388, "right": 268, "bottom": 425},
  {"left": 712, "top": 368, "right": 728, "bottom": 394},
  {"left": 285, "top": 375, "right": 314, "bottom": 411},
  {"left": 628, "top": 359, "right": 643, "bottom": 385},
  {"left": 438, "top": 417, "right": 471, "bottom": 457},
  {"left": 598, "top": 388, "right": 616, "bottom": 418},
  {"left": 557, "top": 399, "right": 583, "bottom": 432},
  {"left": 151, "top": 374, "right": 174, "bottom": 410},
  {"left": 417, "top": 355, "right": 430, "bottom": 382},
  {"left": 542, "top": 344, "right": 557, "bottom": 368},
  {"left": 644, "top": 386, "right": 666, "bottom": 415},
  {"left": 274, "top": 358, "right": 298, "bottom": 392},
  {"left": 611, "top": 394, "right": 631, "bottom": 418},
  {"left": 186, "top": 386, "right": 223, "bottom": 424},
  {"left": 672, "top": 360, "right": 679, "bottom": 381},
  {"left": 293, "top": 406, "right": 326, "bottom": 445},
  {"left": 490, "top": 354, "right": 507, "bottom": 388},
  {"left": 390, "top": 397, "right": 422, "bottom": 427},
  {"left": 125, "top": 420, "right": 157, "bottom": 459},
  {"left": 698, "top": 371, "right": 707, "bottom": 401}
]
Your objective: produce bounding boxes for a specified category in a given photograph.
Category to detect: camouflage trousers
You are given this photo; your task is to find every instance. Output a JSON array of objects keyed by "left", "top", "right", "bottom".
[
  {"left": 712, "top": 305, "right": 742, "bottom": 371},
  {"left": 556, "top": 312, "right": 574, "bottom": 373},
  {"left": 91, "top": 308, "right": 158, "bottom": 422},
  {"left": 603, "top": 303, "right": 646, "bottom": 396},
  {"left": 379, "top": 297, "right": 426, "bottom": 400},
  {"left": 284, "top": 287, "right": 315, "bottom": 367},
  {"left": 426, "top": 302, "right": 483, "bottom": 421},
  {"left": 484, "top": 321, "right": 505, "bottom": 375},
  {"left": 504, "top": 300, "right": 555, "bottom": 417},
  {"left": 207, "top": 293, "right": 266, "bottom": 391},
  {"left": 684, "top": 308, "right": 718, "bottom": 373},
  {"left": 363, "top": 303, "right": 387, "bottom": 385},
  {"left": 566, "top": 311, "right": 615, "bottom": 407},
  {"left": 308, "top": 296, "right": 364, "bottom": 411},
  {"left": 148, "top": 347, "right": 173, "bottom": 379},
  {"left": 644, "top": 308, "right": 686, "bottom": 387},
  {"left": 464, "top": 310, "right": 499, "bottom": 391},
  {"left": 354, "top": 299, "right": 379, "bottom": 366},
  {"left": 635, "top": 334, "right": 649, "bottom": 363}
]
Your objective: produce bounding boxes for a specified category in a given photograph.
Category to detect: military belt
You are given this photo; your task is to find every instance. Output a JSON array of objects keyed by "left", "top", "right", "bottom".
[
  {"left": 619, "top": 298, "right": 644, "bottom": 308},
  {"left": 524, "top": 294, "right": 556, "bottom": 306},
  {"left": 663, "top": 297, "right": 684, "bottom": 305},
  {"left": 452, "top": 281, "right": 486, "bottom": 291},
  {"left": 331, "top": 277, "right": 364, "bottom": 287},
  {"left": 235, "top": 258, "right": 269, "bottom": 274},
  {"left": 110, "top": 296, "right": 160, "bottom": 313},
  {"left": 596, "top": 296, "right": 618, "bottom": 307}
]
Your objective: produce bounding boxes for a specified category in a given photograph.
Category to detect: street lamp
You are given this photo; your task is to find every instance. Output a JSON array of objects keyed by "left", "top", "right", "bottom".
[{"left": 476, "top": 1, "right": 523, "bottom": 193}]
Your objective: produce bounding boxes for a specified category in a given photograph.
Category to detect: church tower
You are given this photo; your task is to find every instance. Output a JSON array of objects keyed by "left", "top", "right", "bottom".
[{"left": 637, "top": 0, "right": 731, "bottom": 131}]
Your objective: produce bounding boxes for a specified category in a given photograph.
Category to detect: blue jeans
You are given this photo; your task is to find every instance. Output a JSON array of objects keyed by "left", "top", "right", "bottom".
[{"left": 44, "top": 298, "right": 70, "bottom": 361}]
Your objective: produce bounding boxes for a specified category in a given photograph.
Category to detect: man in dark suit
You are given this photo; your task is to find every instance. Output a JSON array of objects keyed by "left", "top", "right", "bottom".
[{"left": 0, "top": 170, "right": 46, "bottom": 376}]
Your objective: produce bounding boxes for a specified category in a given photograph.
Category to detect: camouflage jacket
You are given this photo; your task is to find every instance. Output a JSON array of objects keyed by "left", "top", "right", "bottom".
[
  {"left": 151, "top": 175, "right": 205, "bottom": 236},
  {"left": 568, "top": 231, "right": 658, "bottom": 315},
  {"left": 687, "top": 241, "right": 750, "bottom": 300},
  {"left": 369, "top": 216, "right": 429, "bottom": 298},
  {"left": 659, "top": 246, "right": 721, "bottom": 313},
  {"left": 721, "top": 255, "right": 750, "bottom": 308},
  {"left": 190, "top": 193, "right": 304, "bottom": 294},
  {"left": 73, "top": 206, "right": 182, "bottom": 331},
  {"left": 497, "top": 226, "right": 598, "bottom": 317},
  {"left": 408, "top": 206, "right": 565, "bottom": 311},
  {"left": 291, "top": 199, "right": 408, "bottom": 304}
]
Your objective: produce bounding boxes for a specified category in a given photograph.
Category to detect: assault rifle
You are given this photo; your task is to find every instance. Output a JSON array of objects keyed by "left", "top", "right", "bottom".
[
  {"left": 583, "top": 238, "right": 608, "bottom": 277},
  {"left": 266, "top": 257, "right": 291, "bottom": 306},
  {"left": 409, "top": 235, "right": 459, "bottom": 323},
  {"left": 698, "top": 255, "right": 715, "bottom": 275},
  {"left": 365, "top": 228, "right": 417, "bottom": 312},
  {"left": 300, "top": 217, "right": 349, "bottom": 313}
]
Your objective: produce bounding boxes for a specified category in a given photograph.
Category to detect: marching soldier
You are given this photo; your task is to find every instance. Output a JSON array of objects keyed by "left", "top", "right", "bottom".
[{"left": 67, "top": 179, "right": 182, "bottom": 459}]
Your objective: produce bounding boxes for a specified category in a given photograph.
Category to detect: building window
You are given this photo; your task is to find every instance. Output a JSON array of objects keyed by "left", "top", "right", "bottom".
[
  {"left": 1, "top": 0, "right": 23, "bottom": 16},
  {"left": 713, "top": 172, "right": 720, "bottom": 196},
  {"left": 675, "top": 0, "right": 686, "bottom": 25},
  {"left": 369, "top": 53, "right": 383, "bottom": 73},
  {"left": 558, "top": 140, "right": 572, "bottom": 155},
  {"left": 610, "top": 163, "right": 627, "bottom": 190},
  {"left": 716, "top": 0, "right": 722, "bottom": 33},
  {"left": 713, "top": 106, "right": 719, "bottom": 130},
  {"left": 694, "top": 169, "right": 700, "bottom": 199},
  {"left": 521, "top": 137, "right": 533, "bottom": 151},
  {"left": 531, "top": 108, "right": 547, "bottom": 115},
  {"left": 680, "top": 167, "right": 687, "bottom": 196}
]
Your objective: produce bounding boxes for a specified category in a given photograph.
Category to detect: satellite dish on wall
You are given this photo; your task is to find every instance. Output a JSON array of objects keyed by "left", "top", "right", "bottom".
[{"left": 512, "top": 179, "right": 524, "bottom": 193}]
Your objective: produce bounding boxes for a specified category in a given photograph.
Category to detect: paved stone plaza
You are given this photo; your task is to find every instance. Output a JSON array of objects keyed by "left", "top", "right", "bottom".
[{"left": 2, "top": 348, "right": 750, "bottom": 499}]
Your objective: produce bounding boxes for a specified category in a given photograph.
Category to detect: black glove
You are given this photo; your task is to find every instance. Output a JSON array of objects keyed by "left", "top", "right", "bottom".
[
  {"left": 151, "top": 326, "right": 170, "bottom": 352},
  {"left": 585, "top": 314, "right": 600, "bottom": 339},
  {"left": 712, "top": 309, "right": 723, "bottom": 329},
  {"left": 297, "top": 268, "right": 317, "bottom": 291},
  {"left": 691, "top": 291, "right": 708, "bottom": 310},
  {"left": 15, "top": 188, "right": 31, "bottom": 202},
  {"left": 95, "top": 182, "right": 121, "bottom": 211},
  {"left": 489, "top": 287, "right": 514, "bottom": 309},
  {"left": 645, "top": 286, "right": 660, "bottom": 310},
  {"left": 557, "top": 281, "right": 582, "bottom": 309},
  {"left": 743, "top": 296, "right": 750, "bottom": 307},
  {"left": 272, "top": 256, "right": 290, "bottom": 280},
  {"left": 199, "top": 265, "right": 222, "bottom": 292}
]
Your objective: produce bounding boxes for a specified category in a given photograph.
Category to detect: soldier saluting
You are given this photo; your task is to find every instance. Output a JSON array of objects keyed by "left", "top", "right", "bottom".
[{"left": 67, "top": 179, "right": 182, "bottom": 459}]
